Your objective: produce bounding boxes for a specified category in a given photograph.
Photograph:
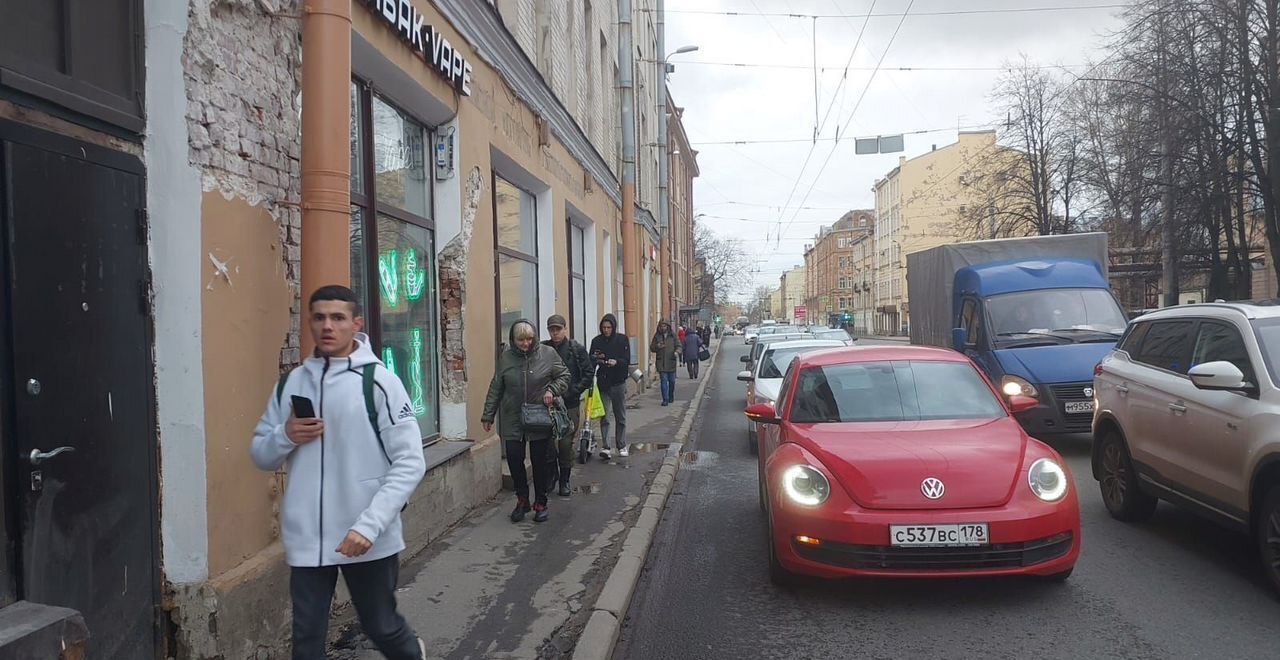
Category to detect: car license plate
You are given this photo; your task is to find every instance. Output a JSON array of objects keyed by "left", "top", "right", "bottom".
[
  {"left": 1064, "top": 401, "right": 1094, "bottom": 414},
  {"left": 889, "top": 524, "right": 988, "bottom": 547}
]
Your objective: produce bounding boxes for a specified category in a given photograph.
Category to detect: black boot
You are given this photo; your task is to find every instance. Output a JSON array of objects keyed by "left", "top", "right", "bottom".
[
  {"left": 510, "top": 497, "right": 531, "bottom": 523},
  {"left": 559, "top": 466, "right": 572, "bottom": 497},
  {"left": 532, "top": 502, "right": 549, "bottom": 523}
]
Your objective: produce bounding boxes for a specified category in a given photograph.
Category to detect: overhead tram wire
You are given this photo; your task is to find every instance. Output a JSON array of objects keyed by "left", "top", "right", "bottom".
[
  {"left": 774, "top": 0, "right": 915, "bottom": 247},
  {"left": 639, "top": 4, "right": 1134, "bottom": 19},
  {"left": 637, "top": 59, "right": 1088, "bottom": 72},
  {"left": 815, "top": 0, "right": 877, "bottom": 139},
  {"left": 690, "top": 122, "right": 999, "bottom": 146}
]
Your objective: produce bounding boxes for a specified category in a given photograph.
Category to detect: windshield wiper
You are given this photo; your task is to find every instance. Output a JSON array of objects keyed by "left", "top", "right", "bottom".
[{"left": 1051, "top": 328, "right": 1122, "bottom": 337}]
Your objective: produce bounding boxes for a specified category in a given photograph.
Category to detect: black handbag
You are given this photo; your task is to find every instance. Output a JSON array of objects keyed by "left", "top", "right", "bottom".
[
  {"left": 698, "top": 346, "right": 711, "bottom": 362},
  {"left": 520, "top": 402, "right": 555, "bottom": 432}
]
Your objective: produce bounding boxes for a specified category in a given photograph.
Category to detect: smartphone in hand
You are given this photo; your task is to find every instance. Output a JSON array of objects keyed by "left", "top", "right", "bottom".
[{"left": 290, "top": 395, "right": 317, "bottom": 418}]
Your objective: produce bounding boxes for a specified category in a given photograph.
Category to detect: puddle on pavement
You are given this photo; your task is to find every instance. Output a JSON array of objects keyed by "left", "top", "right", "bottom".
[
  {"left": 678, "top": 450, "right": 718, "bottom": 469},
  {"left": 570, "top": 481, "right": 603, "bottom": 494},
  {"left": 626, "top": 442, "right": 672, "bottom": 455}
]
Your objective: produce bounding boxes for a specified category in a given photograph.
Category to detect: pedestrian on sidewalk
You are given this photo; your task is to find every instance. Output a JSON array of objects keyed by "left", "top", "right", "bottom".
[
  {"left": 589, "top": 313, "right": 631, "bottom": 458},
  {"left": 482, "top": 319, "right": 570, "bottom": 523},
  {"left": 677, "top": 325, "right": 687, "bottom": 368},
  {"left": 650, "top": 319, "right": 679, "bottom": 406},
  {"left": 682, "top": 325, "right": 703, "bottom": 380},
  {"left": 542, "top": 314, "right": 593, "bottom": 496},
  {"left": 698, "top": 322, "right": 712, "bottom": 348},
  {"left": 250, "top": 285, "right": 428, "bottom": 660}
]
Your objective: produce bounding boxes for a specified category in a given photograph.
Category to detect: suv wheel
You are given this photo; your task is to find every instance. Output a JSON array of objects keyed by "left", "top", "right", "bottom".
[
  {"left": 1098, "top": 430, "right": 1158, "bottom": 522},
  {"left": 1258, "top": 485, "right": 1280, "bottom": 594}
]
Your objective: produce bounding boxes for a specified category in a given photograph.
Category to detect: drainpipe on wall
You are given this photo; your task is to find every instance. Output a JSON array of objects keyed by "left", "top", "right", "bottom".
[
  {"left": 619, "top": 0, "right": 638, "bottom": 337},
  {"left": 657, "top": 0, "right": 670, "bottom": 322},
  {"left": 300, "top": 0, "right": 352, "bottom": 357}
]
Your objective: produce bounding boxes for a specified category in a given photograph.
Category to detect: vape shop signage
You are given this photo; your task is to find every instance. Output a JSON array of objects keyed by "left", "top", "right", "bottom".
[{"left": 365, "top": 0, "right": 473, "bottom": 95}]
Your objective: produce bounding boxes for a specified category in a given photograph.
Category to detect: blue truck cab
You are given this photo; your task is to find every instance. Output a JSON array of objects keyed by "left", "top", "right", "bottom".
[{"left": 948, "top": 258, "right": 1126, "bottom": 435}]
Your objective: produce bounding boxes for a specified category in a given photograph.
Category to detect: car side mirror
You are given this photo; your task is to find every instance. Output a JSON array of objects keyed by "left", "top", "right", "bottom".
[
  {"left": 951, "top": 327, "right": 968, "bottom": 353},
  {"left": 745, "top": 402, "right": 779, "bottom": 425},
  {"left": 737, "top": 370, "right": 754, "bottom": 382},
  {"left": 1007, "top": 394, "right": 1039, "bottom": 414},
  {"left": 1188, "top": 361, "right": 1252, "bottom": 392},
  {"left": 740, "top": 355, "right": 751, "bottom": 363}
]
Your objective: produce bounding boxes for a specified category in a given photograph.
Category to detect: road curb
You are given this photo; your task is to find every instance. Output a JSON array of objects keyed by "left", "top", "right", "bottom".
[{"left": 571, "top": 342, "right": 720, "bottom": 660}]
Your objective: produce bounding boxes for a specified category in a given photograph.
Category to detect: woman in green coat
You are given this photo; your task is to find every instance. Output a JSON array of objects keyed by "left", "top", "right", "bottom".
[{"left": 482, "top": 319, "right": 570, "bottom": 522}]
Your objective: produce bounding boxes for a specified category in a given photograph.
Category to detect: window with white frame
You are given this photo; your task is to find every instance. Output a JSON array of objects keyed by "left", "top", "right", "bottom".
[
  {"left": 568, "top": 220, "right": 588, "bottom": 341},
  {"left": 494, "top": 175, "right": 539, "bottom": 350}
]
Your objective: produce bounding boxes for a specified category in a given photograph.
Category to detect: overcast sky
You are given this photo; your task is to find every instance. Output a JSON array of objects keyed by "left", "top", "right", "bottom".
[{"left": 662, "top": 0, "right": 1128, "bottom": 301}]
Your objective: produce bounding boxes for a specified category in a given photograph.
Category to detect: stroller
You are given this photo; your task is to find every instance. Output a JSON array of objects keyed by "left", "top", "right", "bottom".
[{"left": 577, "top": 364, "right": 601, "bottom": 464}]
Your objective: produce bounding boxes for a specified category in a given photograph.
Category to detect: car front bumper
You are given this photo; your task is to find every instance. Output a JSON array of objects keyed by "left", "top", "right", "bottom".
[{"left": 770, "top": 494, "right": 1080, "bottom": 579}]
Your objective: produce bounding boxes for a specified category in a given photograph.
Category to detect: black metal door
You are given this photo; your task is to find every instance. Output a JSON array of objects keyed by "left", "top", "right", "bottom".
[{"left": 0, "top": 123, "right": 157, "bottom": 659}]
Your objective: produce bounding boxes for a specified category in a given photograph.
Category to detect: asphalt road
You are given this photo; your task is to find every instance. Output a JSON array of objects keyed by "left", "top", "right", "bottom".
[{"left": 614, "top": 339, "right": 1280, "bottom": 660}]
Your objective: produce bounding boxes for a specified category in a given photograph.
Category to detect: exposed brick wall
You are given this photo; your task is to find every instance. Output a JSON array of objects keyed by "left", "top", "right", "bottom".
[{"left": 184, "top": 0, "right": 303, "bottom": 369}]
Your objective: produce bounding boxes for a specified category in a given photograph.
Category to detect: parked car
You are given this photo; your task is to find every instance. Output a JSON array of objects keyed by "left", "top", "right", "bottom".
[
  {"left": 747, "top": 345, "right": 1079, "bottom": 585},
  {"left": 744, "top": 326, "right": 760, "bottom": 344},
  {"left": 738, "top": 339, "right": 848, "bottom": 455},
  {"left": 742, "top": 333, "right": 812, "bottom": 373},
  {"left": 810, "top": 328, "right": 856, "bottom": 343},
  {"left": 1092, "top": 301, "right": 1280, "bottom": 592}
]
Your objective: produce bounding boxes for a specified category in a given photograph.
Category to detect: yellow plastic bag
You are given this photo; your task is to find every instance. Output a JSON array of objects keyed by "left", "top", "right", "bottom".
[{"left": 587, "top": 383, "right": 606, "bottom": 419}]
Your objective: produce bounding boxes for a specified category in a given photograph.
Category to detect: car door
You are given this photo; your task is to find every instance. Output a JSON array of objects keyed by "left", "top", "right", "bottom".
[
  {"left": 1096, "top": 321, "right": 1150, "bottom": 427},
  {"left": 1175, "top": 319, "right": 1260, "bottom": 515},
  {"left": 1123, "top": 319, "right": 1197, "bottom": 480}
]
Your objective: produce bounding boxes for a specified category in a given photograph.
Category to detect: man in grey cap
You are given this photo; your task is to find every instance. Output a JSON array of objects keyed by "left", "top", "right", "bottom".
[{"left": 542, "top": 314, "right": 594, "bottom": 495}]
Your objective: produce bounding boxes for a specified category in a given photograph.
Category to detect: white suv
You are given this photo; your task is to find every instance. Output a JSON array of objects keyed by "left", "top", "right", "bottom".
[{"left": 1092, "top": 302, "right": 1280, "bottom": 592}]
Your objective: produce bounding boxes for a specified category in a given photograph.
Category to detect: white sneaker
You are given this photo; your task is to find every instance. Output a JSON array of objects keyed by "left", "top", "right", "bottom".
[
  {"left": 618, "top": 445, "right": 630, "bottom": 457},
  {"left": 417, "top": 637, "right": 428, "bottom": 659},
  {"left": 601, "top": 448, "right": 612, "bottom": 459}
]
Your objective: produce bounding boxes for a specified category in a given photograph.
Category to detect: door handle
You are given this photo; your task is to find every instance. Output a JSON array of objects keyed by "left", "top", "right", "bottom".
[
  {"left": 1168, "top": 403, "right": 1187, "bottom": 414},
  {"left": 1116, "top": 385, "right": 1129, "bottom": 394},
  {"left": 27, "top": 446, "right": 75, "bottom": 465}
]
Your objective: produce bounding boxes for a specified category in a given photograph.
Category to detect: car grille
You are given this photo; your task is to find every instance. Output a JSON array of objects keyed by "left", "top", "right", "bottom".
[
  {"left": 1048, "top": 382, "right": 1093, "bottom": 433},
  {"left": 795, "top": 532, "right": 1073, "bottom": 571}
]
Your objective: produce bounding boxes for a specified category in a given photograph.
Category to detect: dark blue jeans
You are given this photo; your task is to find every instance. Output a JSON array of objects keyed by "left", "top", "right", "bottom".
[
  {"left": 291, "top": 554, "right": 422, "bottom": 659},
  {"left": 659, "top": 370, "right": 677, "bottom": 403}
]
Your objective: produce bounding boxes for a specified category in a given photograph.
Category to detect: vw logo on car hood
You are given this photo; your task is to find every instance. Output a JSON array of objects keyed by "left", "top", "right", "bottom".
[
  {"left": 920, "top": 477, "right": 946, "bottom": 500},
  {"left": 1083, "top": 387, "right": 1095, "bottom": 398}
]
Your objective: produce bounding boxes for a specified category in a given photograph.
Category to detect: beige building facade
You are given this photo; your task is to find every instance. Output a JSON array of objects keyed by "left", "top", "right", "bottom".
[
  {"left": 779, "top": 265, "right": 808, "bottom": 324},
  {"left": 668, "top": 94, "right": 699, "bottom": 325},
  {"left": 873, "top": 130, "right": 1017, "bottom": 335}
]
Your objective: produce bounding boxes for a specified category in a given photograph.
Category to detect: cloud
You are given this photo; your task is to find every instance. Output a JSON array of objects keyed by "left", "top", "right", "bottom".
[{"left": 665, "top": 0, "right": 1125, "bottom": 298}]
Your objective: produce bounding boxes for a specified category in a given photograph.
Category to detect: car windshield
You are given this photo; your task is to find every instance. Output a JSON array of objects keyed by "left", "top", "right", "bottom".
[
  {"left": 986, "top": 288, "right": 1126, "bottom": 339},
  {"left": 788, "top": 361, "right": 1007, "bottom": 423},
  {"left": 1251, "top": 318, "right": 1280, "bottom": 387},
  {"left": 760, "top": 346, "right": 827, "bottom": 379}
]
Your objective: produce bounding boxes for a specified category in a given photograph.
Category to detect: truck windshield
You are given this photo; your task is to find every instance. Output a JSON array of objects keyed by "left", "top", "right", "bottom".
[{"left": 987, "top": 289, "right": 1126, "bottom": 339}]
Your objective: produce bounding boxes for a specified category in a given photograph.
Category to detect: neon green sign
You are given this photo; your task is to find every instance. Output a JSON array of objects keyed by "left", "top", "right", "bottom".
[
  {"left": 409, "top": 327, "right": 426, "bottom": 415},
  {"left": 378, "top": 251, "right": 399, "bottom": 307},
  {"left": 382, "top": 346, "right": 398, "bottom": 376},
  {"left": 405, "top": 249, "right": 427, "bottom": 301}
]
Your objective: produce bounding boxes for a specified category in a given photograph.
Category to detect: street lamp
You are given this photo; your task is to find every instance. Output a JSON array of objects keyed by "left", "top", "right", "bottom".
[{"left": 658, "top": 36, "right": 697, "bottom": 321}]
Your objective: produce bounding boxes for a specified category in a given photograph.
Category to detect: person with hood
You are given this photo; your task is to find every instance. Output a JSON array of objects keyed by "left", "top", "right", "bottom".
[
  {"left": 699, "top": 322, "right": 712, "bottom": 348},
  {"left": 650, "top": 319, "right": 680, "bottom": 406},
  {"left": 682, "top": 323, "right": 704, "bottom": 379},
  {"left": 482, "top": 319, "right": 570, "bottom": 523},
  {"left": 541, "top": 314, "right": 593, "bottom": 496},
  {"left": 589, "top": 313, "right": 631, "bottom": 458},
  {"left": 251, "top": 285, "right": 428, "bottom": 660}
]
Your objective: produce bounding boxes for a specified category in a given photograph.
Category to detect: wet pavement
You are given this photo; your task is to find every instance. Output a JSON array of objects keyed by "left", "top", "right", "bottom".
[
  {"left": 615, "top": 339, "right": 1280, "bottom": 660},
  {"left": 329, "top": 344, "right": 716, "bottom": 660}
]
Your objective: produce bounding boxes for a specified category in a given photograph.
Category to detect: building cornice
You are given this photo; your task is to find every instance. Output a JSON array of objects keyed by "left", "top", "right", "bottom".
[{"left": 437, "top": 0, "right": 622, "bottom": 207}]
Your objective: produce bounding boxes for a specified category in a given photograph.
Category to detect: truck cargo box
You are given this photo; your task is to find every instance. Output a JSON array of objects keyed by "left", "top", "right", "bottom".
[{"left": 906, "top": 233, "right": 1109, "bottom": 348}]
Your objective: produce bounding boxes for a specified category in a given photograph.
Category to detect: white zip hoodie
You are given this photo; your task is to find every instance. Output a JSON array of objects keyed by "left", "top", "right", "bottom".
[{"left": 251, "top": 333, "right": 426, "bottom": 567}]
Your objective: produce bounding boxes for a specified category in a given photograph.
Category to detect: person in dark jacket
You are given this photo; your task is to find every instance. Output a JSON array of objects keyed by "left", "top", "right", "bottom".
[
  {"left": 682, "top": 327, "right": 703, "bottom": 379},
  {"left": 542, "top": 314, "right": 593, "bottom": 496},
  {"left": 589, "top": 313, "right": 631, "bottom": 458},
  {"left": 482, "top": 319, "right": 570, "bottom": 523},
  {"left": 698, "top": 322, "right": 712, "bottom": 347},
  {"left": 650, "top": 319, "right": 680, "bottom": 406}
]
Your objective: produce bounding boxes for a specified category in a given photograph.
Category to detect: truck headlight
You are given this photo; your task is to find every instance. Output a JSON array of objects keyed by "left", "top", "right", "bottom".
[
  {"left": 1028, "top": 458, "right": 1068, "bottom": 502},
  {"left": 1001, "top": 375, "right": 1039, "bottom": 398},
  {"left": 781, "top": 465, "right": 830, "bottom": 506}
]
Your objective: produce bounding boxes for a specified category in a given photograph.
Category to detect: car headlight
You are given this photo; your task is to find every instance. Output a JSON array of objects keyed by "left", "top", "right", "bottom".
[
  {"left": 1001, "top": 375, "right": 1039, "bottom": 398},
  {"left": 781, "top": 465, "right": 830, "bottom": 506},
  {"left": 1028, "top": 458, "right": 1068, "bottom": 502}
]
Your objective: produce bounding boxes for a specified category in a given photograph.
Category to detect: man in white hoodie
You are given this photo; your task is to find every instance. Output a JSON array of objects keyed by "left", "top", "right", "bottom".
[{"left": 252, "top": 285, "right": 427, "bottom": 660}]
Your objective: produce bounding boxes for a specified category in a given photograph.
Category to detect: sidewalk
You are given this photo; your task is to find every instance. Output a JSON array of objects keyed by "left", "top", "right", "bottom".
[{"left": 330, "top": 341, "right": 718, "bottom": 660}]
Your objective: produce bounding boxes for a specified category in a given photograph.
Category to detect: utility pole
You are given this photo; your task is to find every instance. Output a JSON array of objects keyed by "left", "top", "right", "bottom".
[{"left": 619, "top": 0, "right": 638, "bottom": 337}]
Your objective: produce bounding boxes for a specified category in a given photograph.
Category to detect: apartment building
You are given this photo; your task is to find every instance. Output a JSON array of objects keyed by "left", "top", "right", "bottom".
[
  {"left": 779, "top": 265, "right": 808, "bottom": 324},
  {"left": 803, "top": 210, "right": 875, "bottom": 327}
]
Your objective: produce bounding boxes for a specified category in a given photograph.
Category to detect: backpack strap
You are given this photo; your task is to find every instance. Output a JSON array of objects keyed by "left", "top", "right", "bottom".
[
  {"left": 363, "top": 365, "right": 391, "bottom": 466},
  {"left": 275, "top": 368, "right": 295, "bottom": 405}
]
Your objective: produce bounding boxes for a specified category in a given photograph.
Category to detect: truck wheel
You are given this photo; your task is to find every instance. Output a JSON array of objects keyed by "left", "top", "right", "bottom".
[
  {"left": 1098, "top": 430, "right": 1157, "bottom": 522},
  {"left": 1258, "top": 484, "right": 1280, "bottom": 594}
]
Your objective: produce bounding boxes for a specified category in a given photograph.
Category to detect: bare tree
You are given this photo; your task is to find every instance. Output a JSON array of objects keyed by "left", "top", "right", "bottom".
[
  {"left": 744, "top": 285, "right": 774, "bottom": 323},
  {"left": 692, "top": 223, "right": 750, "bottom": 308}
]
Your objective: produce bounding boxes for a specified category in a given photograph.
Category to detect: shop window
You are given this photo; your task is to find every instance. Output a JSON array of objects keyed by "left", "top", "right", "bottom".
[
  {"left": 350, "top": 81, "right": 440, "bottom": 439},
  {"left": 569, "top": 221, "right": 588, "bottom": 340},
  {"left": 494, "top": 176, "right": 539, "bottom": 348}
]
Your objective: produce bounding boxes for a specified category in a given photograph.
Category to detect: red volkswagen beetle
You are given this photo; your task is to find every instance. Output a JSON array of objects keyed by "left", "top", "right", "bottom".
[{"left": 747, "top": 345, "right": 1080, "bottom": 585}]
